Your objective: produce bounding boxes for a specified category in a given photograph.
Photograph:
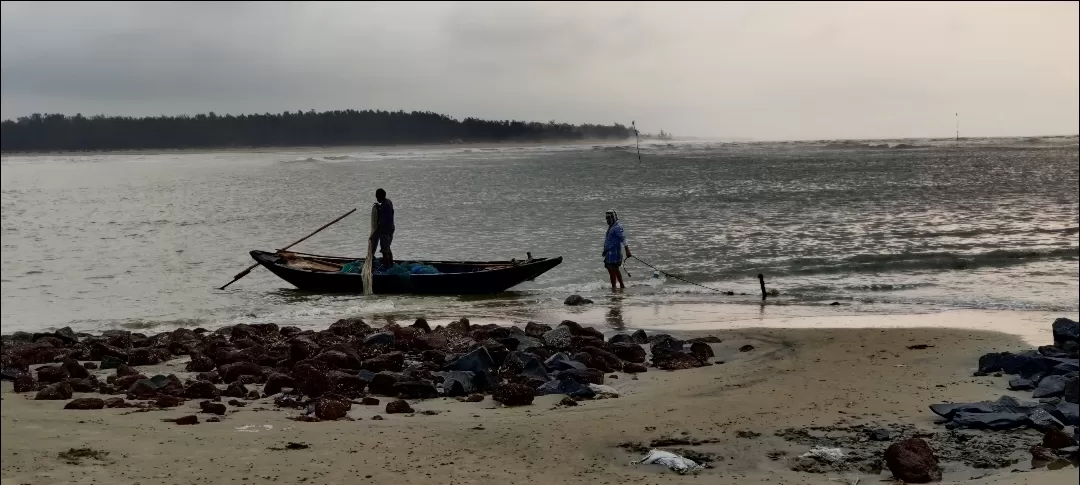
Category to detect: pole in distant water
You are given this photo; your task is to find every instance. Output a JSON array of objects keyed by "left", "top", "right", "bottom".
[
  {"left": 955, "top": 112, "right": 959, "bottom": 142},
  {"left": 632, "top": 120, "right": 642, "bottom": 163},
  {"left": 758, "top": 273, "right": 767, "bottom": 301}
]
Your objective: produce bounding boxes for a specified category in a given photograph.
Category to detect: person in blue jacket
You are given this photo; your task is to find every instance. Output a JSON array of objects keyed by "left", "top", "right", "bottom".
[{"left": 602, "top": 209, "right": 632, "bottom": 291}]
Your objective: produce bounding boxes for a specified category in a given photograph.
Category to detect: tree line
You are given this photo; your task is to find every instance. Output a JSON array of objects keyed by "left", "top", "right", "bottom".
[{"left": 0, "top": 110, "right": 633, "bottom": 152}]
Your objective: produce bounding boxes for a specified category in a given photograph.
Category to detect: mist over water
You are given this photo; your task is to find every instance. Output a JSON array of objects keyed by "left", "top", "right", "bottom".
[{"left": 1, "top": 136, "right": 1077, "bottom": 334}]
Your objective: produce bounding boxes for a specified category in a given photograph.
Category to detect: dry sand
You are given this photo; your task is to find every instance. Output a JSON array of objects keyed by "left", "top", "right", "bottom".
[{"left": 2, "top": 311, "right": 1077, "bottom": 485}]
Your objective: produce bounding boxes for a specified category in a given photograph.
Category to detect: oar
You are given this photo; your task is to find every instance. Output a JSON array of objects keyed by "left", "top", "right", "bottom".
[{"left": 218, "top": 208, "right": 357, "bottom": 290}]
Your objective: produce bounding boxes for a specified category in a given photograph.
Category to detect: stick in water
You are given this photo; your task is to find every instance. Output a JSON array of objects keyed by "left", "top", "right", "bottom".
[
  {"left": 218, "top": 208, "right": 357, "bottom": 290},
  {"left": 758, "top": 273, "right": 767, "bottom": 301}
]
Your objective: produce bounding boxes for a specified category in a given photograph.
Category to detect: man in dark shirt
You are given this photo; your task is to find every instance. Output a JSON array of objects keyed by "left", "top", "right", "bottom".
[{"left": 372, "top": 188, "right": 395, "bottom": 268}]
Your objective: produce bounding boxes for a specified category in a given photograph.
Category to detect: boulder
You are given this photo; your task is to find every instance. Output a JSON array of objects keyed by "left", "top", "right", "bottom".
[
  {"left": 739, "top": 345, "right": 755, "bottom": 352},
  {"left": 544, "top": 352, "right": 586, "bottom": 372},
  {"left": 62, "top": 358, "right": 90, "bottom": 379},
  {"left": 35, "top": 365, "right": 68, "bottom": 384},
  {"left": 1043, "top": 429, "right": 1078, "bottom": 449},
  {"left": 223, "top": 382, "right": 248, "bottom": 398},
  {"left": 1028, "top": 408, "right": 1064, "bottom": 431},
  {"left": 499, "top": 351, "right": 549, "bottom": 382},
  {"left": 1052, "top": 318, "right": 1079, "bottom": 345},
  {"left": 1066, "top": 376, "right": 1079, "bottom": 404},
  {"left": 170, "top": 415, "right": 199, "bottom": 425},
  {"left": 623, "top": 362, "right": 648, "bottom": 373},
  {"left": 361, "top": 352, "right": 405, "bottom": 373},
  {"left": 220, "top": 361, "right": 263, "bottom": 384},
  {"left": 185, "top": 354, "right": 216, "bottom": 372},
  {"left": 610, "top": 343, "right": 646, "bottom": 363},
  {"left": 14, "top": 373, "right": 37, "bottom": 393},
  {"left": 438, "top": 371, "right": 475, "bottom": 397},
  {"left": 884, "top": 438, "right": 941, "bottom": 483},
  {"left": 443, "top": 347, "right": 497, "bottom": 391},
  {"left": 631, "top": 329, "right": 649, "bottom": 344},
  {"left": 524, "top": 322, "right": 551, "bottom": 338},
  {"left": 1030, "top": 445, "right": 1057, "bottom": 462},
  {"left": 128, "top": 348, "right": 167, "bottom": 366},
  {"left": 465, "top": 394, "right": 485, "bottom": 403},
  {"left": 1033, "top": 375, "right": 1068, "bottom": 398},
  {"left": 115, "top": 364, "right": 140, "bottom": 378},
  {"left": 288, "top": 338, "right": 319, "bottom": 362},
  {"left": 394, "top": 380, "right": 439, "bottom": 399},
  {"left": 1008, "top": 377, "right": 1036, "bottom": 391},
  {"left": 411, "top": 318, "right": 431, "bottom": 333},
  {"left": 363, "top": 332, "right": 396, "bottom": 348},
  {"left": 542, "top": 326, "right": 573, "bottom": 350},
  {"left": 950, "top": 412, "right": 1028, "bottom": 430},
  {"left": 368, "top": 372, "right": 403, "bottom": 396},
  {"left": 115, "top": 374, "right": 147, "bottom": 391},
  {"left": 328, "top": 371, "right": 367, "bottom": 398},
  {"left": 556, "top": 368, "right": 604, "bottom": 385},
  {"left": 492, "top": 383, "right": 535, "bottom": 406},
  {"left": 34, "top": 382, "right": 73, "bottom": 400},
  {"left": 536, "top": 378, "right": 596, "bottom": 399},
  {"left": 653, "top": 351, "right": 708, "bottom": 370},
  {"left": 54, "top": 327, "right": 79, "bottom": 345},
  {"left": 607, "top": 333, "right": 634, "bottom": 345},
  {"left": 327, "top": 317, "right": 369, "bottom": 337},
  {"left": 195, "top": 371, "right": 221, "bottom": 384},
  {"left": 103, "top": 397, "right": 129, "bottom": 408},
  {"left": 293, "top": 363, "right": 331, "bottom": 398},
  {"left": 563, "top": 295, "right": 593, "bottom": 306},
  {"left": 262, "top": 373, "right": 296, "bottom": 396},
  {"left": 64, "top": 377, "right": 98, "bottom": 393},
  {"left": 361, "top": 397, "right": 380, "bottom": 405},
  {"left": 155, "top": 395, "right": 184, "bottom": 408},
  {"left": 1056, "top": 402, "right": 1079, "bottom": 426},
  {"left": 314, "top": 397, "right": 351, "bottom": 420},
  {"left": 385, "top": 399, "right": 413, "bottom": 414},
  {"left": 689, "top": 342, "right": 714, "bottom": 360},
  {"left": 199, "top": 401, "right": 227, "bottom": 415},
  {"left": 64, "top": 398, "right": 105, "bottom": 410},
  {"left": 578, "top": 346, "right": 622, "bottom": 372},
  {"left": 184, "top": 381, "right": 221, "bottom": 400}
]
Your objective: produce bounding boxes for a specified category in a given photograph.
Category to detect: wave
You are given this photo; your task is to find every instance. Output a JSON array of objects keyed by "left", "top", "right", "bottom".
[{"left": 767, "top": 247, "right": 1079, "bottom": 277}]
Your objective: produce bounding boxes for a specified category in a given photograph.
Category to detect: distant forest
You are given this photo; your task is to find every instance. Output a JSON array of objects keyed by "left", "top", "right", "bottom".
[{"left": 0, "top": 110, "right": 633, "bottom": 152}]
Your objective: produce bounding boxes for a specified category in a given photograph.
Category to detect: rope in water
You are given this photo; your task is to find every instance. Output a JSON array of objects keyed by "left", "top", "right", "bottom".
[{"left": 629, "top": 256, "right": 728, "bottom": 294}]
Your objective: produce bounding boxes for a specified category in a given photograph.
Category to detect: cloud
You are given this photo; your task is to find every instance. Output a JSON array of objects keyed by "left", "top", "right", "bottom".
[{"left": 1, "top": 1, "right": 1076, "bottom": 139}]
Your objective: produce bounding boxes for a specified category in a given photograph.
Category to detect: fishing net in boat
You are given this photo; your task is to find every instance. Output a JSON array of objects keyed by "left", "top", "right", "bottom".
[
  {"left": 361, "top": 203, "right": 376, "bottom": 295},
  {"left": 340, "top": 261, "right": 439, "bottom": 275}
]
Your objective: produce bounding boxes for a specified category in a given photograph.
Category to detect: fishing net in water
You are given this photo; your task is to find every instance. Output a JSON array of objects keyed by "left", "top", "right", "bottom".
[{"left": 340, "top": 261, "right": 439, "bottom": 276}]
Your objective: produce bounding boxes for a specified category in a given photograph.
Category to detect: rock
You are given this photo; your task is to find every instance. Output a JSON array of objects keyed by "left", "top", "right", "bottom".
[
  {"left": 610, "top": 342, "right": 647, "bottom": 364},
  {"left": 631, "top": 329, "right": 649, "bottom": 344},
  {"left": 649, "top": 334, "right": 684, "bottom": 358},
  {"left": 328, "top": 371, "right": 367, "bottom": 398},
  {"left": 623, "top": 362, "right": 648, "bottom": 373},
  {"left": 65, "top": 378, "right": 98, "bottom": 393},
  {"left": 195, "top": 371, "right": 221, "bottom": 384},
  {"left": 99, "top": 355, "right": 125, "bottom": 370},
  {"left": 884, "top": 438, "right": 941, "bottom": 483},
  {"left": 35, "top": 382, "right": 73, "bottom": 400},
  {"left": 128, "top": 348, "right": 167, "bottom": 366},
  {"left": 1043, "top": 429, "right": 1078, "bottom": 449},
  {"left": 293, "top": 363, "right": 330, "bottom": 398},
  {"left": 62, "top": 358, "right": 90, "bottom": 379},
  {"left": 410, "top": 318, "right": 431, "bottom": 333},
  {"left": 1066, "top": 376, "right": 1079, "bottom": 404},
  {"left": 363, "top": 332, "right": 396, "bottom": 348},
  {"left": 170, "top": 415, "right": 199, "bottom": 425},
  {"left": 443, "top": 347, "right": 497, "bottom": 391},
  {"left": 500, "top": 351, "right": 549, "bottom": 382},
  {"left": 361, "top": 397, "right": 380, "bottom": 405},
  {"left": 14, "top": 373, "right": 36, "bottom": 393},
  {"left": 607, "top": 333, "right": 633, "bottom": 345},
  {"left": 263, "top": 373, "right": 296, "bottom": 396},
  {"left": 315, "top": 397, "right": 351, "bottom": 420},
  {"left": 465, "top": 394, "right": 484, "bottom": 403},
  {"left": 184, "top": 381, "right": 221, "bottom": 400},
  {"left": 54, "top": 326, "right": 79, "bottom": 345},
  {"left": 185, "top": 354, "right": 216, "bottom": 372},
  {"left": 739, "top": 345, "right": 755, "bottom": 352},
  {"left": 64, "top": 398, "right": 105, "bottom": 410},
  {"left": 653, "top": 351, "right": 708, "bottom": 370},
  {"left": 1028, "top": 408, "right": 1064, "bottom": 431},
  {"left": 542, "top": 326, "right": 573, "bottom": 350},
  {"left": 371, "top": 415, "right": 384, "bottom": 420},
  {"left": 870, "top": 428, "right": 892, "bottom": 441},
  {"left": 395, "top": 380, "right": 439, "bottom": 399},
  {"left": 115, "top": 364, "right": 140, "bottom": 378},
  {"left": 35, "top": 365, "right": 68, "bottom": 384},
  {"left": 563, "top": 295, "right": 593, "bottom": 306},
  {"left": 1030, "top": 445, "right": 1057, "bottom": 462},
  {"left": 288, "top": 338, "right": 319, "bottom": 362},
  {"left": 559, "top": 396, "right": 578, "bottom": 407},
  {"left": 223, "top": 382, "right": 248, "bottom": 398},
  {"left": 220, "top": 361, "right": 263, "bottom": 384},
  {"left": 438, "top": 370, "right": 475, "bottom": 397},
  {"left": 544, "top": 352, "right": 586, "bottom": 372},
  {"left": 361, "top": 352, "right": 405, "bottom": 373},
  {"left": 951, "top": 412, "right": 1029, "bottom": 430},
  {"left": 1008, "top": 377, "right": 1036, "bottom": 391},
  {"left": 1034, "top": 375, "right": 1068, "bottom": 398},
  {"left": 368, "top": 372, "right": 403, "bottom": 396},
  {"left": 155, "top": 395, "right": 184, "bottom": 408},
  {"left": 577, "top": 346, "right": 621, "bottom": 372},
  {"left": 524, "top": 322, "right": 552, "bottom": 338},
  {"left": 103, "top": 397, "right": 129, "bottom": 408},
  {"left": 83, "top": 362, "right": 98, "bottom": 370},
  {"left": 536, "top": 378, "right": 595, "bottom": 399},
  {"left": 1056, "top": 402, "right": 1079, "bottom": 426},
  {"left": 385, "top": 399, "right": 413, "bottom": 414},
  {"left": 492, "top": 383, "right": 535, "bottom": 406},
  {"left": 200, "top": 401, "right": 227, "bottom": 415},
  {"left": 246, "top": 390, "right": 261, "bottom": 400},
  {"left": 1052, "top": 317, "right": 1079, "bottom": 345},
  {"left": 689, "top": 342, "right": 714, "bottom": 360}
]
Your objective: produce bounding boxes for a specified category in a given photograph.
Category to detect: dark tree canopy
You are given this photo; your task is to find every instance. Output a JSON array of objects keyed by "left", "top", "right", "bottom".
[{"left": 0, "top": 110, "right": 632, "bottom": 152}]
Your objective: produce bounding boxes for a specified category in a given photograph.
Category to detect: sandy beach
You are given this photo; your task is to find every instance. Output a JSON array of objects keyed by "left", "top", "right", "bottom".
[{"left": 3, "top": 309, "right": 1077, "bottom": 485}]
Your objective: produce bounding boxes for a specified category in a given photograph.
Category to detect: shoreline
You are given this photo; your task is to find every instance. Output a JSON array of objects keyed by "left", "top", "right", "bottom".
[{"left": 3, "top": 310, "right": 1077, "bottom": 484}]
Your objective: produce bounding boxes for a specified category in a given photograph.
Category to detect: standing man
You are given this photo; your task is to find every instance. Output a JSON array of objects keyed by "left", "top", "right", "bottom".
[
  {"left": 372, "top": 188, "right": 395, "bottom": 268},
  {"left": 602, "top": 210, "right": 631, "bottom": 291}
]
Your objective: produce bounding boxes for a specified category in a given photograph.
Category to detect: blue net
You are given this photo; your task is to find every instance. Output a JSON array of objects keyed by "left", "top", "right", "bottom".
[{"left": 340, "top": 261, "right": 439, "bottom": 275}]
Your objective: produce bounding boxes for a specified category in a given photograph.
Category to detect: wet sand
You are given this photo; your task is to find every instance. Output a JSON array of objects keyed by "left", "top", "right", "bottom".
[{"left": 2, "top": 311, "right": 1078, "bottom": 485}]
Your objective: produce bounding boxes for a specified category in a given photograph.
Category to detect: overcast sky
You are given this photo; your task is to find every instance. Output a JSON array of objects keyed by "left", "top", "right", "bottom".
[{"left": 1, "top": 1, "right": 1077, "bottom": 140}]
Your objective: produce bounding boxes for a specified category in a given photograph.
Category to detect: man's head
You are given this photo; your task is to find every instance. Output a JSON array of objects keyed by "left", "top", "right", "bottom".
[
  {"left": 605, "top": 210, "right": 618, "bottom": 226},
  {"left": 375, "top": 188, "right": 386, "bottom": 202}
]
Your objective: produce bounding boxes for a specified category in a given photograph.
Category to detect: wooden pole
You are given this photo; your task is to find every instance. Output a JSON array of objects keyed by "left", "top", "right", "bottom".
[
  {"left": 758, "top": 273, "right": 767, "bottom": 301},
  {"left": 218, "top": 208, "right": 357, "bottom": 290}
]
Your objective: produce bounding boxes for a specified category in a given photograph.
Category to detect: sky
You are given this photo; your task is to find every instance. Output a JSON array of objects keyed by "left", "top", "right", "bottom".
[{"left": 1, "top": 1, "right": 1077, "bottom": 140}]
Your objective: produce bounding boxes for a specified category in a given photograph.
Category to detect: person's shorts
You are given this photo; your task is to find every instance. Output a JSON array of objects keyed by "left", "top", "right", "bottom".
[
  {"left": 373, "top": 233, "right": 393, "bottom": 253},
  {"left": 604, "top": 260, "right": 622, "bottom": 270}
]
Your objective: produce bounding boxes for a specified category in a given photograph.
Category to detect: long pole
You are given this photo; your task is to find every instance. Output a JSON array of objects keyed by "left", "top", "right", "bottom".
[
  {"left": 632, "top": 120, "right": 642, "bottom": 163},
  {"left": 218, "top": 207, "right": 358, "bottom": 290}
]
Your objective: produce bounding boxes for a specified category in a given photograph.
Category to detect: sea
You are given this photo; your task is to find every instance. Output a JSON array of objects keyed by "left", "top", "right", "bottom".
[{"left": 1, "top": 136, "right": 1077, "bottom": 335}]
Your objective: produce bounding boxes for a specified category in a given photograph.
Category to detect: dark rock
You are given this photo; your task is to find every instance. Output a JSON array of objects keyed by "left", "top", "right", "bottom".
[
  {"left": 649, "top": 334, "right": 684, "bottom": 358},
  {"left": 544, "top": 352, "right": 586, "bottom": 372},
  {"left": 64, "top": 398, "right": 105, "bottom": 410},
  {"left": 184, "top": 380, "right": 221, "bottom": 400},
  {"left": 90, "top": 342, "right": 128, "bottom": 363},
  {"left": 247, "top": 390, "right": 261, "bottom": 400},
  {"left": 185, "top": 354, "right": 216, "bottom": 372},
  {"left": 571, "top": 352, "right": 596, "bottom": 369},
  {"left": 1056, "top": 402, "right": 1079, "bottom": 426},
  {"left": 653, "top": 351, "right": 708, "bottom": 370},
  {"left": 361, "top": 352, "right": 405, "bottom": 373},
  {"left": 14, "top": 373, "right": 37, "bottom": 393},
  {"left": 884, "top": 438, "right": 941, "bottom": 483},
  {"left": 1052, "top": 317, "right": 1079, "bottom": 345},
  {"left": 578, "top": 346, "right": 622, "bottom": 372},
  {"left": 631, "top": 329, "right": 649, "bottom": 344},
  {"left": 465, "top": 394, "right": 484, "bottom": 402},
  {"left": 195, "top": 371, "right": 221, "bottom": 384},
  {"left": 315, "top": 397, "right": 351, "bottom": 420},
  {"left": 1065, "top": 376, "right": 1078, "bottom": 404},
  {"left": 371, "top": 415, "right": 384, "bottom": 420},
  {"left": 411, "top": 318, "right": 431, "bottom": 333},
  {"left": 327, "top": 317, "right": 369, "bottom": 337},
  {"left": 369, "top": 372, "right": 403, "bottom": 396},
  {"left": 1043, "top": 428, "right": 1078, "bottom": 449},
  {"left": 35, "top": 365, "right": 68, "bottom": 384},
  {"left": 328, "top": 371, "right": 367, "bottom": 398},
  {"left": 361, "top": 397, "right": 380, "bottom": 405},
  {"left": 395, "top": 380, "right": 439, "bottom": 399},
  {"left": 99, "top": 355, "right": 125, "bottom": 370},
  {"left": 385, "top": 399, "right": 413, "bottom": 414},
  {"left": 542, "top": 326, "right": 573, "bottom": 350},
  {"left": 54, "top": 326, "right": 79, "bottom": 345},
  {"left": 223, "top": 382, "right": 248, "bottom": 398},
  {"left": 623, "top": 362, "right": 647, "bottom": 373},
  {"left": 479, "top": 340, "right": 510, "bottom": 367},
  {"left": 170, "top": 415, "right": 198, "bottom": 425},
  {"left": 155, "top": 395, "right": 184, "bottom": 408},
  {"left": 83, "top": 362, "right": 98, "bottom": 370},
  {"left": 103, "top": 397, "right": 129, "bottom": 408},
  {"left": 870, "top": 428, "right": 892, "bottom": 441},
  {"left": 62, "top": 358, "right": 90, "bottom": 379},
  {"left": 556, "top": 368, "right": 604, "bottom": 385},
  {"left": 689, "top": 342, "right": 714, "bottom": 360},
  {"left": 128, "top": 348, "right": 168, "bottom": 366},
  {"left": 115, "top": 364, "right": 140, "bottom": 378},
  {"left": 64, "top": 378, "right": 98, "bottom": 393},
  {"left": 739, "top": 345, "right": 755, "bottom": 352},
  {"left": 499, "top": 351, "right": 549, "bottom": 382},
  {"left": 363, "top": 332, "right": 396, "bottom": 348},
  {"left": 951, "top": 412, "right": 1029, "bottom": 430},
  {"left": 220, "top": 361, "right": 263, "bottom": 384},
  {"left": 443, "top": 347, "right": 497, "bottom": 391},
  {"left": 1034, "top": 375, "right": 1068, "bottom": 398},
  {"left": 1028, "top": 408, "right": 1064, "bottom": 431},
  {"left": 608, "top": 333, "right": 634, "bottom": 345},
  {"left": 115, "top": 374, "right": 146, "bottom": 391},
  {"left": 563, "top": 295, "right": 593, "bottom": 306},
  {"left": 1008, "top": 377, "right": 1036, "bottom": 391},
  {"left": 492, "top": 383, "right": 535, "bottom": 406},
  {"left": 438, "top": 371, "right": 475, "bottom": 397},
  {"left": 200, "top": 401, "right": 227, "bottom": 415},
  {"left": 263, "top": 373, "right": 296, "bottom": 396},
  {"left": 610, "top": 343, "right": 647, "bottom": 363},
  {"left": 35, "top": 382, "right": 73, "bottom": 400},
  {"left": 559, "top": 396, "right": 578, "bottom": 406},
  {"left": 288, "top": 338, "right": 319, "bottom": 362},
  {"left": 524, "top": 322, "right": 551, "bottom": 338},
  {"left": 536, "top": 378, "right": 595, "bottom": 399}
]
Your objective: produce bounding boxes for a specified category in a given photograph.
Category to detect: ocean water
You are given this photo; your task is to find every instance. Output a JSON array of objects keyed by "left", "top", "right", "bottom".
[{"left": 1, "top": 137, "right": 1077, "bottom": 334}]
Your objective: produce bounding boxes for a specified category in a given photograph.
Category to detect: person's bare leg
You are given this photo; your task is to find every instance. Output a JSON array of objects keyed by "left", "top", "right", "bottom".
[
  {"left": 608, "top": 268, "right": 618, "bottom": 291},
  {"left": 615, "top": 269, "right": 626, "bottom": 289}
]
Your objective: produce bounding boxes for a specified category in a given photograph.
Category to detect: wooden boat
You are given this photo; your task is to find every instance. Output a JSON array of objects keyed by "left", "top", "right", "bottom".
[{"left": 249, "top": 250, "right": 563, "bottom": 295}]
